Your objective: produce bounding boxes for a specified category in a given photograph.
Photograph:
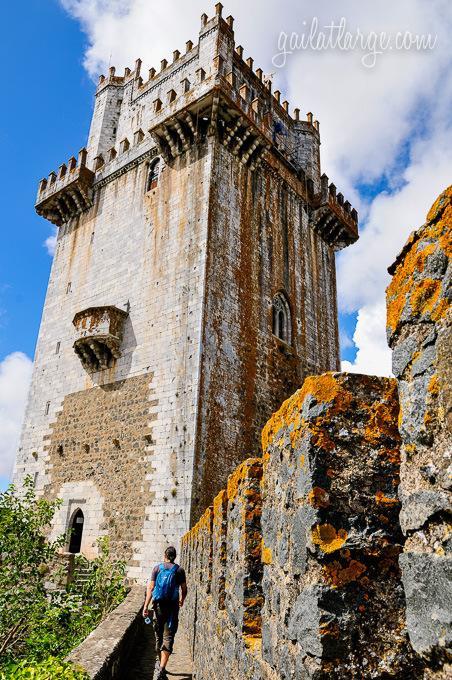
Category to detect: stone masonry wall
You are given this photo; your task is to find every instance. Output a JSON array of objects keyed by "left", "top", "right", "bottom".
[
  {"left": 191, "top": 139, "right": 340, "bottom": 522},
  {"left": 387, "top": 186, "right": 451, "bottom": 676},
  {"left": 16, "top": 141, "right": 213, "bottom": 580},
  {"left": 45, "top": 374, "right": 154, "bottom": 564},
  {"left": 181, "top": 372, "right": 420, "bottom": 679}
]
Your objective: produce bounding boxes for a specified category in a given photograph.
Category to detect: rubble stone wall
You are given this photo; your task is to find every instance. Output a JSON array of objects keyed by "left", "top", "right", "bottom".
[
  {"left": 181, "top": 373, "right": 420, "bottom": 679},
  {"left": 387, "top": 186, "right": 451, "bottom": 676}
]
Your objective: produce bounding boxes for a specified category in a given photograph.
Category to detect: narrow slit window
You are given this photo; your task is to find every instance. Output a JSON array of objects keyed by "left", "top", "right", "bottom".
[
  {"left": 146, "top": 158, "right": 161, "bottom": 192},
  {"left": 55, "top": 341, "right": 61, "bottom": 354},
  {"left": 45, "top": 401, "right": 50, "bottom": 415}
]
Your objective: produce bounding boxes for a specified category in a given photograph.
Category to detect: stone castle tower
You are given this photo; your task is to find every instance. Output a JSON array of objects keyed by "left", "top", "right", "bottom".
[{"left": 14, "top": 4, "right": 358, "bottom": 581}]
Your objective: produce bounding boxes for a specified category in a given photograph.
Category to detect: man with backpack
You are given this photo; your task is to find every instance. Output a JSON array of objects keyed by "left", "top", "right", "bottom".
[{"left": 143, "top": 546, "right": 187, "bottom": 680}]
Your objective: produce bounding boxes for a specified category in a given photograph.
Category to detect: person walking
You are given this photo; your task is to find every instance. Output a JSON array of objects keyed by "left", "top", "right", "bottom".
[{"left": 143, "top": 546, "right": 187, "bottom": 680}]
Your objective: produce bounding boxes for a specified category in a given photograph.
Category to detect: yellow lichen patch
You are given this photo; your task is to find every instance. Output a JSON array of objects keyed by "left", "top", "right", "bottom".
[
  {"left": 261, "top": 540, "right": 273, "bottom": 565},
  {"left": 375, "top": 491, "right": 399, "bottom": 506},
  {"left": 307, "top": 487, "right": 330, "bottom": 509},
  {"left": 410, "top": 278, "right": 441, "bottom": 317},
  {"left": 299, "top": 454, "right": 305, "bottom": 468},
  {"left": 387, "top": 290, "right": 407, "bottom": 334},
  {"left": 244, "top": 635, "right": 262, "bottom": 653},
  {"left": 311, "top": 524, "right": 347, "bottom": 553},
  {"left": 428, "top": 375, "right": 439, "bottom": 398},
  {"left": 323, "top": 559, "right": 367, "bottom": 587}
]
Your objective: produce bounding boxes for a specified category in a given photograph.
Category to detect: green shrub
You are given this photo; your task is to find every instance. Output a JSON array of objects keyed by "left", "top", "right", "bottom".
[
  {"left": 0, "top": 481, "right": 128, "bottom": 669},
  {"left": 0, "top": 657, "right": 89, "bottom": 679}
]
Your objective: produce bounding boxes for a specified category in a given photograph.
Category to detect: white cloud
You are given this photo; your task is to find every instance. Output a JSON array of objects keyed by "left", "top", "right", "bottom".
[
  {"left": 44, "top": 227, "right": 57, "bottom": 256},
  {"left": 59, "top": 0, "right": 452, "bottom": 376},
  {"left": 0, "top": 352, "right": 33, "bottom": 478},
  {"left": 341, "top": 300, "right": 392, "bottom": 377}
]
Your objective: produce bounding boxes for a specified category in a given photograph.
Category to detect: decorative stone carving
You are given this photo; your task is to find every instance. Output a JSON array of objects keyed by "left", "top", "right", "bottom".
[{"left": 72, "top": 306, "right": 128, "bottom": 371}]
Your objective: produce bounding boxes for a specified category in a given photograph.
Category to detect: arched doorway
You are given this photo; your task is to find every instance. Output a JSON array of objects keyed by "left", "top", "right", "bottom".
[{"left": 68, "top": 509, "right": 84, "bottom": 554}]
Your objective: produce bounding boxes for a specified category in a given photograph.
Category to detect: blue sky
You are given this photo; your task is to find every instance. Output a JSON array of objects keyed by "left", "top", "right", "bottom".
[
  {"left": 0, "top": 1, "right": 95, "bottom": 489},
  {"left": 1, "top": 0, "right": 451, "bottom": 491},
  {"left": 1, "top": 1, "right": 93, "bottom": 359}
]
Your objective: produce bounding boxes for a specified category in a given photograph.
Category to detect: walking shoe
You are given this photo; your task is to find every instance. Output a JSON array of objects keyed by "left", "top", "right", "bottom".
[{"left": 157, "top": 670, "right": 167, "bottom": 680}]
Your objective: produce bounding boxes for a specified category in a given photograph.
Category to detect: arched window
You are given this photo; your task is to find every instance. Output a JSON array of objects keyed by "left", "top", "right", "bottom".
[
  {"left": 272, "top": 292, "right": 291, "bottom": 344},
  {"left": 68, "top": 508, "right": 84, "bottom": 554},
  {"left": 146, "top": 158, "right": 161, "bottom": 191}
]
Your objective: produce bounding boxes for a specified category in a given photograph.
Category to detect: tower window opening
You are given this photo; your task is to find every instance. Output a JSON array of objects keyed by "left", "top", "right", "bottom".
[
  {"left": 45, "top": 401, "right": 50, "bottom": 415},
  {"left": 146, "top": 159, "right": 161, "bottom": 192},
  {"left": 68, "top": 508, "right": 84, "bottom": 554},
  {"left": 272, "top": 292, "right": 291, "bottom": 344},
  {"left": 55, "top": 341, "right": 61, "bottom": 354}
]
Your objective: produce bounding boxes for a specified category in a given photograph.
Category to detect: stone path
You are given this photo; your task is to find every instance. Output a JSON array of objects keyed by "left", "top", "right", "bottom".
[{"left": 122, "top": 619, "right": 193, "bottom": 680}]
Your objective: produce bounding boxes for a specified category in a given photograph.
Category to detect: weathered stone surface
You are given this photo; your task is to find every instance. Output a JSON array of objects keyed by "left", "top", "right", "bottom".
[
  {"left": 67, "top": 585, "right": 144, "bottom": 679},
  {"left": 387, "top": 185, "right": 452, "bottom": 673},
  {"left": 181, "top": 372, "right": 419, "bottom": 679}
]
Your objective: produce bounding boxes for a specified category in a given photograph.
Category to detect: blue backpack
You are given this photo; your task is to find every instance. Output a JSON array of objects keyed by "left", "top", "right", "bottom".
[{"left": 153, "top": 563, "right": 179, "bottom": 603}]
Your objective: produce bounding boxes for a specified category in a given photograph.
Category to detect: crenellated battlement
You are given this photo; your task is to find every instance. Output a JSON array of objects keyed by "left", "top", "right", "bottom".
[
  {"left": 34, "top": 4, "right": 358, "bottom": 252},
  {"left": 89, "top": 4, "right": 322, "bottom": 176},
  {"left": 35, "top": 147, "right": 94, "bottom": 227}
]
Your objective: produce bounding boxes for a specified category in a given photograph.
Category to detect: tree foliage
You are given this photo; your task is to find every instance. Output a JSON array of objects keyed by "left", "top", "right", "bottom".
[{"left": 0, "top": 479, "right": 128, "bottom": 677}]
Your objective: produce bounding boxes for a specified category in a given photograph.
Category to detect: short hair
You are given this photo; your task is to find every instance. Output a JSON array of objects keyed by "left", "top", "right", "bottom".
[{"left": 165, "top": 546, "right": 177, "bottom": 562}]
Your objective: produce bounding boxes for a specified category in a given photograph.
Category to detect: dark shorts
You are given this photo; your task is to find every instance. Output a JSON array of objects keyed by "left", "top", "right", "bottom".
[{"left": 152, "top": 601, "right": 179, "bottom": 654}]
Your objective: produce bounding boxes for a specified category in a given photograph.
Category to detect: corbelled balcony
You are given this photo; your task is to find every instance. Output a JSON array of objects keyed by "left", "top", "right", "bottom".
[
  {"left": 73, "top": 306, "right": 128, "bottom": 372},
  {"left": 36, "top": 148, "right": 94, "bottom": 226}
]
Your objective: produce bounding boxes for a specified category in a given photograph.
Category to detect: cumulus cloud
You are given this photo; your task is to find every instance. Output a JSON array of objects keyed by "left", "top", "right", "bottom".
[
  {"left": 0, "top": 352, "right": 33, "bottom": 478},
  {"left": 44, "top": 227, "right": 58, "bottom": 256},
  {"left": 59, "top": 0, "right": 452, "bottom": 377},
  {"left": 341, "top": 301, "right": 392, "bottom": 377}
]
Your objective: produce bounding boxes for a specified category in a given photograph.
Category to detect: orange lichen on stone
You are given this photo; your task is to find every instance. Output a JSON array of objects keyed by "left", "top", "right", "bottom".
[
  {"left": 311, "top": 523, "right": 348, "bottom": 553},
  {"left": 387, "top": 186, "right": 451, "bottom": 338},
  {"left": 323, "top": 559, "right": 367, "bottom": 587},
  {"left": 307, "top": 486, "right": 330, "bottom": 508},
  {"left": 410, "top": 278, "right": 441, "bottom": 317},
  {"left": 364, "top": 386, "right": 399, "bottom": 444},
  {"left": 227, "top": 458, "right": 262, "bottom": 503},
  {"left": 375, "top": 491, "right": 399, "bottom": 506},
  {"left": 262, "top": 373, "right": 352, "bottom": 452},
  {"left": 426, "top": 185, "right": 452, "bottom": 224}
]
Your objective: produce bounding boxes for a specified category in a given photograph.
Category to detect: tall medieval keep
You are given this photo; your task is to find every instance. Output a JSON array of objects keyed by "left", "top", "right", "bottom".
[{"left": 14, "top": 4, "right": 358, "bottom": 581}]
